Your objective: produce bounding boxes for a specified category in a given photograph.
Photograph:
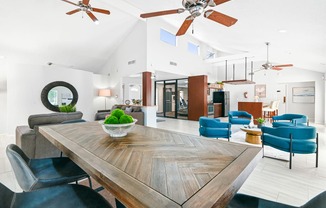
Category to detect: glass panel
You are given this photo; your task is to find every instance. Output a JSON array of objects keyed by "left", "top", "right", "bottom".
[
  {"left": 155, "top": 81, "right": 164, "bottom": 117},
  {"left": 188, "top": 42, "right": 199, "bottom": 55},
  {"left": 164, "top": 83, "right": 176, "bottom": 118},
  {"left": 177, "top": 79, "right": 188, "bottom": 119},
  {"left": 160, "top": 29, "right": 176, "bottom": 46}
]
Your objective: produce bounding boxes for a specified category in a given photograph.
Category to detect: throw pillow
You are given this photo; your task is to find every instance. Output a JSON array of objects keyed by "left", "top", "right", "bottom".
[{"left": 125, "top": 107, "right": 132, "bottom": 113}]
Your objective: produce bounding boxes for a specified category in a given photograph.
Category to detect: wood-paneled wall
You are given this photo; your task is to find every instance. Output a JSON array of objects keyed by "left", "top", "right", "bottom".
[
  {"left": 142, "top": 72, "right": 152, "bottom": 106},
  {"left": 188, "top": 75, "right": 208, "bottom": 121}
]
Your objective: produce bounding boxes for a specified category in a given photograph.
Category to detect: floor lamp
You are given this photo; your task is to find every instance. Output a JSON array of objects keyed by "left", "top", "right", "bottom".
[{"left": 98, "top": 89, "right": 111, "bottom": 110}]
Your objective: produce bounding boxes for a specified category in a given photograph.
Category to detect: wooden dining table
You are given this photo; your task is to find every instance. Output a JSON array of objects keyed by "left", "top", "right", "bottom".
[{"left": 39, "top": 121, "right": 262, "bottom": 208}]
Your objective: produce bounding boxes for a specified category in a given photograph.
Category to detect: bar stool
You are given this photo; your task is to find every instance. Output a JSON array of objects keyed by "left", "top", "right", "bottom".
[{"left": 263, "top": 100, "right": 279, "bottom": 121}]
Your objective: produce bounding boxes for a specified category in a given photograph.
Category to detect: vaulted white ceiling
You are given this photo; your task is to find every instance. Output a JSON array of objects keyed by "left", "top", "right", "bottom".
[{"left": 1, "top": 0, "right": 325, "bottom": 74}]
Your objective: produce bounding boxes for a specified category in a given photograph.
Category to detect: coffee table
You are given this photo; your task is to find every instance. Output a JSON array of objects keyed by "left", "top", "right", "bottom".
[{"left": 240, "top": 127, "right": 262, "bottom": 144}]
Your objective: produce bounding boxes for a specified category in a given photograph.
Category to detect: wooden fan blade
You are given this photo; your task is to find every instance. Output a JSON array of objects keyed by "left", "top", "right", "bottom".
[
  {"left": 66, "top": 9, "right": 81, "bottom": 15},
  {"left": 86, "top": 11, "right": 99, "bottom": 24},
  {"left": 272, "top": 64, "right": 293, "bottom": 68},
  {"left": 272, "top": 67, "right": 283, "bottom": 71},
  {"left": 140, "top": 8, "right": 185, "bottom": 18},
  {"left": 62, "top": 0, "right": 78, "bottom": 6},
  {"left": 176, "top": 16, "right": 194, "bottom": 36},
  {"left": 213, "top": 0, "right": 230, "bottom": 6},
  {"left": 82, "top": 0, "right": 90, "bottom": 5},
  {"left": 204, "top": 10, "right": 237, "bottom": 27},
  {"left": 92, "top": 8, "right": 110, "bottom": 15}
]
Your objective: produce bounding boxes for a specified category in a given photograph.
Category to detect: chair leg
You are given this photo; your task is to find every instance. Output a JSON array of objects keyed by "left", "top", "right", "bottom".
[
  {"left": 316, "top": 133, "right": 319, "bottom": 168},
  {"left": 289, "top": 135, "right": 293, "bottom": 169},
  {"left": 88, "top": 176, "right": 92, "bottom": 189}
]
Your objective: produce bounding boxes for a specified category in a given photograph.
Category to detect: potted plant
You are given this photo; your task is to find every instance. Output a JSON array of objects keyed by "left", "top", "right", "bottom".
[
  {"left": 59, "top": 104, "right": 76, "bottom": 113},
  {"left": 255, "top": 117, "right": 265, "bottom": 128},
  {"left": 216, "top": 81, "right": 224, "bottom": 91}
]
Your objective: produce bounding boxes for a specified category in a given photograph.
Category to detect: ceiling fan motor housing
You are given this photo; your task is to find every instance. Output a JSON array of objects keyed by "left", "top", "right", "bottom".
[{"left": 183, "top": 0, "right": 208, "bottom": 16}]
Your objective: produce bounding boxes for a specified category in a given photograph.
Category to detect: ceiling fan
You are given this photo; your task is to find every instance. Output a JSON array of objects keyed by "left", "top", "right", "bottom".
[
  {"left": 61, "top": 0, "right": 110, "bottom": 24},
  {"left": 140, "top": 0, "right": 237, "bottom": 36},
  {"left": 258, "top": 42, "right": 293, "bottom": 71}
]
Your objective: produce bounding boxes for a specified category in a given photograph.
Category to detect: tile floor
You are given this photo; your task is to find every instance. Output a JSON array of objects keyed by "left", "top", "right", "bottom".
[{"left": 0, "top": 118, "right": 325, "bottom": 206}]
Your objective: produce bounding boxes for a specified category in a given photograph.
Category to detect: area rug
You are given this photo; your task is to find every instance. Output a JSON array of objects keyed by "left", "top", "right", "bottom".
[{"left": 230, "top": 130, "right": 289, "bottom": 161}]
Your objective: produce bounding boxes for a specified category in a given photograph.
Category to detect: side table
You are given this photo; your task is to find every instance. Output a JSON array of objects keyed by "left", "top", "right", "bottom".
[{"left": 240, "top": 127, "right": 262, "bottom": 144}]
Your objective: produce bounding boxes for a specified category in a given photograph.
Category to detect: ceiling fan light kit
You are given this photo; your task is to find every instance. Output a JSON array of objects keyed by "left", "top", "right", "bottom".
[
  {"left": 62, "top": 0, "right": 110, "bottom": 24},
  {"left": 140, "top": 0, "right": 237, "bottom": 36}
]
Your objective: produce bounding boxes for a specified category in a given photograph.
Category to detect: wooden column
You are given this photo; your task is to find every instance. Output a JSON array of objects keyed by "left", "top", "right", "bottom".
[
  {"left": 142, "top": 71, "right": 152, "bottom": 106},
  {"left": 188, "top": 75, "right": 208, "bottom": 121}
]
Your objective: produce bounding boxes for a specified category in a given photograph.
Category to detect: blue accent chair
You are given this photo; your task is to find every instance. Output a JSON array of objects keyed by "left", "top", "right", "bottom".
[
  {"left": 228, "top": 111, "right": 252, "bottom": 125},
  {"left": 199, "top": 117, "right": 231, "bottom": 141},
  {"left": 228, "top": 190, "right": 326, "bottom": 208},
  {"left": 272, "top": 114, "right": 309, "bottom": 127},
  {"left": 261, "top": 126, "right": 318, "bottom": 169}
]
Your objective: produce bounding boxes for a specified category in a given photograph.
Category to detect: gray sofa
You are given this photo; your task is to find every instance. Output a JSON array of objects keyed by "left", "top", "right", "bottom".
[
  {"left": 16, "top": 111, "right": 83, "bottom": 159},
  {"left": 95, "top": 104, "right": 144, "bottom": 125}
]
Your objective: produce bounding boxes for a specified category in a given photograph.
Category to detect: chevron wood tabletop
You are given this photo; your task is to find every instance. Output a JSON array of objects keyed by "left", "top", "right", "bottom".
[{"left": 40, "top": 121, "right": 262, "bottom": 208}]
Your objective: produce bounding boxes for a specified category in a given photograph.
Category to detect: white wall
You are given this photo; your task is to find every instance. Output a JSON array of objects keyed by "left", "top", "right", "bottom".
[
  {"left": 6, "top": 64, "right": 98, "bottom": 134},
  {"left": 0, "top": 59, "right": 8, "bottom": 133},
  {"left": 146, "top": 19, "right": 214, "bottom": 77},
  {"left": 99, "top": 20, "right": 147, "bottom": 107}
]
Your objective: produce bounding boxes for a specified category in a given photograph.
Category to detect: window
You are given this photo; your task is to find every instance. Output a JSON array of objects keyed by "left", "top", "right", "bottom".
[
  {"left": 187, "top": 42, "right": 199, "bottom": 55},
  {"left": 160, "top": 29, "right": 176, "bottom": 46},
  {"left": 205, "top": 50, "right": 216, "bottom": 59}
]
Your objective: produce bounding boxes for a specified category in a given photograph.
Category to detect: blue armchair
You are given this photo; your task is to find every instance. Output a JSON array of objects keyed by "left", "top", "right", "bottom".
[
  {"left": 272, "top": 114, "right": 308, "bottom": 127},
  {"left": 228, "top": 111, "right": 252, "bottom": 125},
  {"left": 199, "top": 117, "right": 231, "bottom": 141},
  {"left": 261, "top": 126, "right": 318, "bottom": 169}
]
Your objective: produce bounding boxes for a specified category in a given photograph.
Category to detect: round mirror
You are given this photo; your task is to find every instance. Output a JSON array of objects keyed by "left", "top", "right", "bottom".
[{"left": 41, "top": 81, "right": 78, "bottom": 112}]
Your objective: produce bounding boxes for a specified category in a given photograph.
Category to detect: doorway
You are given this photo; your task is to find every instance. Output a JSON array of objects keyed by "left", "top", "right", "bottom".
[{"left": 155, "top": 78, "right": 188, "bottom": 119}]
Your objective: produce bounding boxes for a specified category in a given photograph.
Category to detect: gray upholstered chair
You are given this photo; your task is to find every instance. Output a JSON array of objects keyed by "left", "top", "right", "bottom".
[
  {"left": 6, "top": 144, "right": 91, "bottom": 192},
  {"left": 228, "top": 191, "right": 326, "bottom": 208},
  {"left": 0, "top": 182, "right": 112, "bottom": 208}
]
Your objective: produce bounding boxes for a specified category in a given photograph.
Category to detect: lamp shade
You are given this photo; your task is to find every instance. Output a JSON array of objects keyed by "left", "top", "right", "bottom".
[{"left": 99, "top": 89, "right": 111, "bottom": 97}]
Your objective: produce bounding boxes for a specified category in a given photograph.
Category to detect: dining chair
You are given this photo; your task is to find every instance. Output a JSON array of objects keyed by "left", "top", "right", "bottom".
[
  {"left": 0, "top": 182, "right": 112, "bottom": 208},
  {"left": 263, "top": 100, "right": 280, "bottom": 120},
  {"left": 6, "top": 144, "right": 92, "bottom": 192},
  {"left": 228, "top": 190, "right": 326, "bottom": 208}
]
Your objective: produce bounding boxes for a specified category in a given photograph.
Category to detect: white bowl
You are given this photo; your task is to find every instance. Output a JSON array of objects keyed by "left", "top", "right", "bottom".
[{"left": 99, "top": 119, "right": 137, "bottom": 137}]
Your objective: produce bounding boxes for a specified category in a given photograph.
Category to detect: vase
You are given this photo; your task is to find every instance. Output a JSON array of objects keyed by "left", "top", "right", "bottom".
[{"left": 257, "top": 123, "right": 263, "bottom": 129}]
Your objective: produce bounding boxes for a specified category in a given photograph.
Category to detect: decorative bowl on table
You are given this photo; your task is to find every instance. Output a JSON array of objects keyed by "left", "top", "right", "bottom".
[{"left": 99, "top": 119, "right": 137, "bottom": 137}]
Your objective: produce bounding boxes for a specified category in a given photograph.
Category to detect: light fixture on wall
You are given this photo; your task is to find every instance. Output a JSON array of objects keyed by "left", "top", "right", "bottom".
[{"left": 98, "top": 89, "right": 111, "bottom": 110}]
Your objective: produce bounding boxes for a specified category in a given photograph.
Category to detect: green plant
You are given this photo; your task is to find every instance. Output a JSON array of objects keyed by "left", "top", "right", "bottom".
[
  {"left": 255, "top": 117, "right": 265, "bottom": 124},
  {"left": 59, "top": 104, "right": 76, "bottom": 112}
]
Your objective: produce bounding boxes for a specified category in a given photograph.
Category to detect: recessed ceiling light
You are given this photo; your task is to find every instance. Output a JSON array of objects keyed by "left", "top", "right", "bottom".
[{"left": 278, "top": 29, "right": 287, "bottom": 33}]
